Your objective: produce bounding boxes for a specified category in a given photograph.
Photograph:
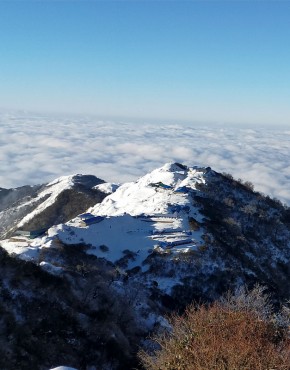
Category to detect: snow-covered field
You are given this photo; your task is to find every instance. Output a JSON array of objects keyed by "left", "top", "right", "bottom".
[{"left": 0, "top": 111, "right": 290, "bottom": 204}]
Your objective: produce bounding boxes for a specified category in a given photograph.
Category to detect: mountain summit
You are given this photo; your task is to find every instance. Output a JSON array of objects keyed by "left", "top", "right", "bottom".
[{"left": 1, "top": 162, "right": 289, "bottom": 300}]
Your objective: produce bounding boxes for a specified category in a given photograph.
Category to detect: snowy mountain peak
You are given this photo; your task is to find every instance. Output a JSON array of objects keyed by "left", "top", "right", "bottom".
[
  {"left": 16, "top": 174, "right": 104, "bottom": 228},
  {"left": 154, "top": 162, "right": 188, "bottom": 174},
  {"left": 1, "top": 162, "right": 290, "bottom": 316},
  {"left": 93, "top": 182, "right": 120, "bottom": 195},
  {"left": 0, "top": 167, "right": 290, "bottom": 370},
  {"left": 89, "top": 163, "right": 209, "bottom": 217},
  {"left": 47, "top": 173, "right": 103, "bottom": 189},
  {"left": 47, "top": 174, "right": 76, "bottom": 188},
  {"left": 25, "top": 163, "right": 209, "bottom": 269}
]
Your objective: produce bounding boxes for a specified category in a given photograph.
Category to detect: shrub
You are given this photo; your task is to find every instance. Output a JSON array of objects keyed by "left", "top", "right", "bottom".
[
  {"left": 139, "top": 286, "right": 290, "bottom": 370},
  {"left": 99, "top": 244, "right": 109, "bottom": 252},
  {"left": 188, "top": 217, "right": 200, "bottom": 231},
  {"left": 243, "top": 180, "right": 254, "bottom": 191},
  {"left": 222, "top": 172, "right": 233, "bottom": 181}
]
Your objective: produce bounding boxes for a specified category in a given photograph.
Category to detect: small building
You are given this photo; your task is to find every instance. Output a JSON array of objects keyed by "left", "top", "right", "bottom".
[
  {"left": 29, "top": 229, "right": 47, "bottom": 238},
  {"left": 159, "top": 238, "right": 192, "bottom": 249},
  {"left": 80, "top": 216, "right": 104, "bottom": 227},
  {"left": 9, "top": 236, "right": 29, "bottom": 243},
  {"left": 14, "top": 230, "right": 30, "bottom": 238},
  {"left": 79, "top": 213, "right": 94, "bottom": 220},
  {"left": 170, "top": 238, "right": 192, "bottom": 247},
  {"left": 14, "top": 228, "right": 47, "bottom": 239}
]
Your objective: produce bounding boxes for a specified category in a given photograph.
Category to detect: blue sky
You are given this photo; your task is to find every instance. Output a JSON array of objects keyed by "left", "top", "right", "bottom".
[{"left": 0, "top": 1, "right": 289, "bottom": 125}]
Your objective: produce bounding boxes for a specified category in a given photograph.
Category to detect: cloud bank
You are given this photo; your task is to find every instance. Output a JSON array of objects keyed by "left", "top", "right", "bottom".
[{"left": 1, "top": 112, "right": 290, "bottom": 205}]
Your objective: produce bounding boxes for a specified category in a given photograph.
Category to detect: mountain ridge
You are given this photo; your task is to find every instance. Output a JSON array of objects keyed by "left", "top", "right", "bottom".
[
  {"left": 0, "top": 162, "right": 289, "bottom": 369},
  {"left": 1, "top": 162, "right": 289, "bottom": 301},
  {"left": 0, "top": 174, "right": 106, "bottom": 239}
]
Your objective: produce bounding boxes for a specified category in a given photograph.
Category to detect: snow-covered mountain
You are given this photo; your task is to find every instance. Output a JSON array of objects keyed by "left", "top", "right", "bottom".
[
  {"left": 0, "top": 174, "right": 106, "bottom": 239},
  {"left": 1, "top": 162, "right": 289, "bottom": 301},
  {"left": 0, "top": 163, "right": 207, "bottom": 267},
  {"left": 0, "top": 162, "right": 289, "bottom": 369}
]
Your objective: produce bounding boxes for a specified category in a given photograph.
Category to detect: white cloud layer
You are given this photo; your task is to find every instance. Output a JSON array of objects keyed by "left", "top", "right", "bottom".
[{"left": 1, "top": 112, "right": 290, "bottom": 205}]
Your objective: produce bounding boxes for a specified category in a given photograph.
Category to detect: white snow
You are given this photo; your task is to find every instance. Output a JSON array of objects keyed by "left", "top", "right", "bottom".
[
  {"left": 39, "top": 261, "right": 64, "bottom": 275},
  {"left": 94, "top": 182, "right": 120, "bottom": 194},
  {"left": 152, "top": 276, "right": 183, "bottom": 295},
  {"left": 1, "top": 163, "right": 208, "bottom": 270},
  {"left": 42, "top": 163, "right": 207, "bottom": 267},
  {"left": 0, "top": 238, "right": 39, "bottom": 261},
  {"left": 17, "top": 175, "right": 76, "bottom": 228},
  {"left": 89, "top": 163, "right": 206, "bottom": 217}
]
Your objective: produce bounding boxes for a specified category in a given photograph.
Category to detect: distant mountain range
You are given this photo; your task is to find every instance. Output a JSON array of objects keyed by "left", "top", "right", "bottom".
[{"left": 0, "top": 163, "right": 289, "bottom": 369}]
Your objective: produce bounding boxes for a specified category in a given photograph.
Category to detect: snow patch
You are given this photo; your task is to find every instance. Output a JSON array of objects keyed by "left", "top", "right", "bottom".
[{"left": 94, "top": 182, "right": 120, "bottom": 194}]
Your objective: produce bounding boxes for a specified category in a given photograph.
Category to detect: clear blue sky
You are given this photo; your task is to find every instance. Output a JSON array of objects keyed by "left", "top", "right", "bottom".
[{"left": 0, "top": 1, "right": 289, "bottom": 125}]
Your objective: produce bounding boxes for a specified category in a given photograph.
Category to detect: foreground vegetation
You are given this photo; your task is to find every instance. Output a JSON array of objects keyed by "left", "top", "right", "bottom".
[{"left": 139, "top": 286, "right": 290, "bottom": 370}]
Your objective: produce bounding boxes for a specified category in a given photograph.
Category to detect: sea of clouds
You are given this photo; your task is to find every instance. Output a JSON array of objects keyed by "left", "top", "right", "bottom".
[{"left": 1, "top": 111, "right": 290, "bottom": 205}]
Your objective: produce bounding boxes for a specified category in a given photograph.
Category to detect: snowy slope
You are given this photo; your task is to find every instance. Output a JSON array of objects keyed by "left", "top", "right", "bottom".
[
  {"left": 1, "top": 162, "right": 290, "bottom": 305},
  {"left": 17, "top": 175, "right": 76, "bottom": 228},
  {"left": 1, "top": 163, "right": 290, "bottom": 370},
  {"left": 57, "top": 163, "right": 208, "bottom": 266},
  {"left": 0, "top": 174, "right": 105, "bottom": 239},
  {"left": 89, "top": 163, "right": 207, "bottom": 217},
  {"left": 94, "top": 182, "right": 120, "bottom": 194},
  {"left": 0, "top": 163, "right": 208, "bottom": 269}
]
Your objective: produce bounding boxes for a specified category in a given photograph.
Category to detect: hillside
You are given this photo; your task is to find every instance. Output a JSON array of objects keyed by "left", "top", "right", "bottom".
[
  {"left": 0, "top": 163, "right": 289, "bottom": 369},
  {"left": 0, "top": 174, "right": 106, "bottom": 240}
]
